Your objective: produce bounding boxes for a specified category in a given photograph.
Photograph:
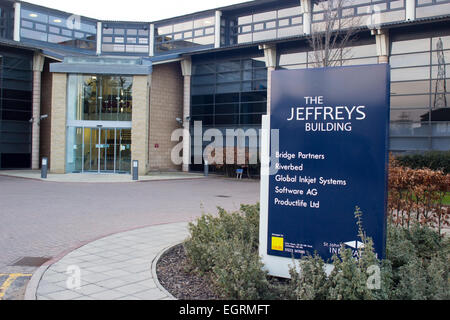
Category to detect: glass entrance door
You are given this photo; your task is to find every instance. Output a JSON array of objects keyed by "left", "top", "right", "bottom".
[{"left": 67, "top": 127, "right": 131, "bottom": 174}]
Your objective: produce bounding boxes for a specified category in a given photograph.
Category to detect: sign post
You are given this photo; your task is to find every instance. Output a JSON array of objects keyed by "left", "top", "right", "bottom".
[{"left": 259, "top": 65, "right": 390, "bottom": 278}]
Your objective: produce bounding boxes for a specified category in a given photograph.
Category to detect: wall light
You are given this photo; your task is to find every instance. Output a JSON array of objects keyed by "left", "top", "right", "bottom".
[
  {"left": 53, "top": 19, "right": 62, "bottom": 23},
  {"left": 29, "top": 13, "right": 38, "bottom": 18}
]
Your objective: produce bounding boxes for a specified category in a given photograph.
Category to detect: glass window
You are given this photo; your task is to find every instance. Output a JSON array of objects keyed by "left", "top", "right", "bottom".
[
  {"left": 102, "top": 23, "right": 149, "bottom": 53},
  {"left": 191, "top": 54, "right": 267, "bottom": 128},
  {"left": 390, "top": 33, "right": 450, "bottom": 152},
  {"left": 22, "top": 8, "right": 48, "bottom": 24},
  {"left": 67, "top": 75, "right": 133, "bottom": 122},
  {"left": 0, "top": 53, "right": 33, "bottom": 169},
  {"left": 155, "top": 16, "right": 215, "bottom": 54},
  {"left": 21, "top": 5, "right": 97, "bottom": 51}
]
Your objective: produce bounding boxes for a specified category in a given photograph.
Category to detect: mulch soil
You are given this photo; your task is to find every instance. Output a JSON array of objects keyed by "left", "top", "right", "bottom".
[{"left": 156, "top": 244, "right": 221, "bottom": 300}]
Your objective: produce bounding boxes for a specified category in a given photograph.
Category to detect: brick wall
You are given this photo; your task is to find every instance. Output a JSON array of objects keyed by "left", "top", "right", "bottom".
[
  {"left": 49, "top": 73, "right": 67, "bottom": 174},
  {"left": 148, "top": 62, "right": 184, "bottom": 172},
  {"left": 132, "top": 75, "right": 151, "bottom": 174}
]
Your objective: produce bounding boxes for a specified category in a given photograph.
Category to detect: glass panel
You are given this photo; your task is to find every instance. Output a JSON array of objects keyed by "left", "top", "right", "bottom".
[
  {"left": 279, "top": 52, "right": 308, "bottom": 66},
  {"left": 391, "top": 38, "right": 431, "bottom": 54},
  {"left": 157, "top": 25, "right": 173, "bottom": 35},
  {"left": 192, "top": 94, "right": 214, "bottom": 105},
  {"left": 83, "top": 128, "right": 97, "bottom": 172},
  {"left": 390, "top": 137, "right": 431, "bottom": 151},
  {"left": 117, "top": 129, "right": 132, "bottom": 173},
  {"left": 173, "top": 21, "right": 193, "bottom": 33},
  {"left": 22, "top": 8, "right": 48, "bottom": 23},
  {"left": 391, "top": 95, "right": 430, "bottom": 108},
  {"left": 391, "top": 52, "right": 430, "bottom": 67},
  {"left": 391, "top": 108, "right": 431, "bottom": 122},
  {"left": 194, "top": 17, "right": 215, "bottom": 28},
  {"left": 253, "top": 11, "right": 276, "bottom": 22},
  {"left": 215, "top": 104, "right": 239, "bottom": 115},
  {"left": 391, "top": 81, "right": 431, "bottom": 95},
  {"left": 66, "top": 127, "right": 83, "bottom": 173},
  {"left": 390, "top": 122, "right": 432, "bottom": 137},
  {"left": 432, "top": 137, "right": 450, "bottom": 151},
  {"left": 21, "top": 7, "right": 96, "bottom": 51},
  {"left": 217, "top": 72, "right": 241, "bottom": 83},
  {"left": 66, "top": 128, "right": 132, "bottom": 174},
  {"left": 192, "top": 105, "right": 214, "bottom": 115},
  {"left": 240, "top": 113, "right": 263, "bottom": 125},
  {"left": 99, "top": 129, "right": 117, "bottom": 172},
  {"left": 391, "top": 67, "right": 430, "bottom": 81},
  {"left": 68, "top": 75, "right": 133, "bottom": 122}
]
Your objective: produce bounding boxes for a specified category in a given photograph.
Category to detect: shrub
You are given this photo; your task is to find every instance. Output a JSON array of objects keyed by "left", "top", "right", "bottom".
[
  {"left": 211, "top": 236, "right": 272, "bottom": 300},
  {"left": 396, "top": 151, "right": 450, "bottom": 174},
  {"left": 184, "top": 205, "right": 449, "bottom": 300},
  {"left": 289, "top": 207, "right": 390, "bottom": 300},
  {"left": 388, "top": 157, "right": 450, "bottom": 233},
  {"left": 184, "top": 204, "right": 275, "bottom": 299},
  {"left": 386, "top": 224, "right": 450, "bottom": 300}
]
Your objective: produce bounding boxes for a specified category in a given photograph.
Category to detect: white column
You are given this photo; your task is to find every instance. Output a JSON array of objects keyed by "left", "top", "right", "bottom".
[
  {"left": 214, "top": 11, "right": 222, "bottom": 49},
  {"left": 13, "top": 2, "right": 21, "bottom": 42},
  {"left": 149, "top": 24, "right": 155, "bottom": 57},
  {"left": 181, "top": 58, "right": 192, "bottom": 172},
  {"left": 374, "top": 29, "right": 390, "bottom": 64},
  {"left": 406, "top": 0, "right": 416, "bottom": 21},
  {"left": 301, "top": 0, "right": 312, "bottom": 35},
  {"left": 261, "top": 44, "right": 277, "bottom": 115},
  {"left": 96, "top": 22, "right": 102, "bottom": 55},
  {"left": 32, "top": 54, "right": 45, "bottom": 170}
]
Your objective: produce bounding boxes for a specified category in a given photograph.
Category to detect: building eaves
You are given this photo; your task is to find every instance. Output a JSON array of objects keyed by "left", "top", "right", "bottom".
[{"left": 0, "top": 38, "right": 41, "bottom": 52}]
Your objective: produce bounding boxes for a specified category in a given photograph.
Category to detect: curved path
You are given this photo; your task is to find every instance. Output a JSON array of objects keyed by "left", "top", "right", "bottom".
[{"left": 27, "top": 222, "right": 188, "bottom": 300}]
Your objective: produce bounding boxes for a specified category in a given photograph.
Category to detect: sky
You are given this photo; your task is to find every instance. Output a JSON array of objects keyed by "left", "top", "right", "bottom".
[{"left": 24, "top": 0, "right": 251, "bottom": 22}]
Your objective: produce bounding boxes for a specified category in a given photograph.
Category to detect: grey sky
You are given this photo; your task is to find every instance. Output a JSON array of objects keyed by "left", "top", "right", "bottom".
[{"left": 24, "top": 0, "right": 250, "bottom": 22}]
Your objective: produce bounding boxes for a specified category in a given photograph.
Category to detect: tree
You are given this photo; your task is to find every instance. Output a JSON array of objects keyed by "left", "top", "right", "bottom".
[{"left": 308, "top": 0, "right": 362, "bottom": 67}]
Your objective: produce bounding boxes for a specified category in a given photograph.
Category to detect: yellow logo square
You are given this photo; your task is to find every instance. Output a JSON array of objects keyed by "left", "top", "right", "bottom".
[{"left": 272, "top": 237, "right": 284, "bottom": 251}]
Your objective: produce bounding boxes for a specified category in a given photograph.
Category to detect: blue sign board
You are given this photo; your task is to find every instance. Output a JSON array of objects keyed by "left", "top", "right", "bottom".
[{"left": 267, "top": 65, "right": 390, "bottom": 261}]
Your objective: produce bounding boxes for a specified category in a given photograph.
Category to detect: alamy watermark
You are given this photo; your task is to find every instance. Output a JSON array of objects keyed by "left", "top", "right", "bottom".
[{"left": 170, "top": 121, "right": 280, "bottom": 175}]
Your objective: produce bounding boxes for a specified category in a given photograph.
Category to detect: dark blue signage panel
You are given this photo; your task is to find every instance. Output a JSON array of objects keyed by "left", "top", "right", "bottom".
[{"left": 268, "top": 65, "right": 390, "bottom": 261}]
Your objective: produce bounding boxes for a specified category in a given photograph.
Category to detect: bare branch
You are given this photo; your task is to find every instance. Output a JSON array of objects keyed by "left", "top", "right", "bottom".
[{"left": 308, "top": 0, "right": 362, "bottom": 68}]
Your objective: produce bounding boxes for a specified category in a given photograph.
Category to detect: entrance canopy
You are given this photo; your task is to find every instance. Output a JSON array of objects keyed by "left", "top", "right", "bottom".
[{"left": 49, "top": 56, "right": 153, "bottom": 75}]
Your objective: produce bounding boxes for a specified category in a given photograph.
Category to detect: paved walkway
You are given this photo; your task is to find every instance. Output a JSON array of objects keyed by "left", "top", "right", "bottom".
[
  {"left": 0, "top": 170, "right": 204, "bottom": 183},
  {"left": 26, "top": 222, "right": 189, "bottom": 300}
]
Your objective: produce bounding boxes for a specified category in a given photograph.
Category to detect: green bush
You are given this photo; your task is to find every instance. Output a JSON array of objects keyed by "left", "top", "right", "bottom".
[
  {"left": 396, "top": 151, "right": 450, "bottom": 174},
  {"left": 184, "top": 205, "right": 259, "bottom": 273},
  {"left": 183, "top": 204, "right": 274, "bottom": 299},
  {"left": 184, "top": 204, "right": 449, "bottom": 300},
  {"left": 211, "top": 236, "right": 272, "bottom": 300},
  {"left": 386, "top": 224, "right": 450, "bottom": 300}
]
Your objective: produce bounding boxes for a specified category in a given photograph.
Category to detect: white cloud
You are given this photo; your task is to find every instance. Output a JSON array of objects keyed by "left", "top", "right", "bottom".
[{"left": 23, "top": 0, "right": 250, "bottom": 21}]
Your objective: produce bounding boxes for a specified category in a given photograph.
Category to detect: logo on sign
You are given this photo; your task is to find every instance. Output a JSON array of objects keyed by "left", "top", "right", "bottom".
[{"left": 271, "top": 236, "right": 284, "bottom": 252}]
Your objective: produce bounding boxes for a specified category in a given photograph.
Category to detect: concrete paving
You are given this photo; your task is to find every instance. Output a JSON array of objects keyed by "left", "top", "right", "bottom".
[
  {"left": 26, "top": 222, "right": 189, "bottom": 300},
  {"left": 0, "top": 170, "right": 205, "bottom": 183},
  {"left": 0, "top": 174, "right": 260, "bottom": 300}
]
